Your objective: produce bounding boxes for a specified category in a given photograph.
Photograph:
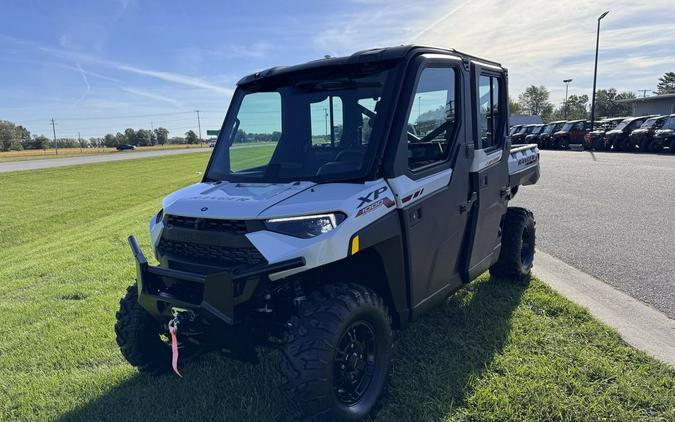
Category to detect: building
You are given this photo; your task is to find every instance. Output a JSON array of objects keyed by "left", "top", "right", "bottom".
[
  {"left": 617, "top": 93, "right": 675, "bottom": 116},
  {"left": 509, "top": 115, "right": 543, "bottom": 126}
]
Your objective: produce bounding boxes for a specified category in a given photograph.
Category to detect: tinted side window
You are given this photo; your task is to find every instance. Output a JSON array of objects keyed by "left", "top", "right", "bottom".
[
  {"left": 406, "top": 67, "right": 458, "bottom": 170},
  {"left": 478, "top": 75, "right": 502, "bottom": 149}
]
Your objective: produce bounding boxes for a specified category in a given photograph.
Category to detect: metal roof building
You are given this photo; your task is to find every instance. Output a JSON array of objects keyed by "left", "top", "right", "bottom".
[{"left": 617, "top": 93, "right": 675, "bottom": 116}]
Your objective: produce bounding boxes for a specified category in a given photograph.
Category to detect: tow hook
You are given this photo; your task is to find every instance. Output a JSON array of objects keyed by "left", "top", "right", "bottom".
[{"left": 168, "top": 308, "right": 194, "bottom": 378}]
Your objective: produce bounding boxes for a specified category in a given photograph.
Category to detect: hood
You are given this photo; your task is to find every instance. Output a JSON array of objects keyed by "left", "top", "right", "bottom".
[
  {"left": 553, "top": 130, "right": 568, "bottom": 137},
  {"left": 606, "top": 129, "right": 623, "bottom": 136},
  {"left": 630, "top": 128, "right": 648, "bottom": 136},
  {"left": 162, "top": 181, "right": 317, "bottom": 219},
  {"left": 654, "top": 128, "right": 674, "bottom": 138}
]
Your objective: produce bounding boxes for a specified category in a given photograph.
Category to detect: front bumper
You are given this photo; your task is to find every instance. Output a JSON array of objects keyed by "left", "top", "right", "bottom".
[{"left": 128, "top": 235, "right": 304, "bottom": 324}]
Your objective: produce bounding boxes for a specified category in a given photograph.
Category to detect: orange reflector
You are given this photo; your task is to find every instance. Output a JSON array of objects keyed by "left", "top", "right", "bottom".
[{"left": 351, "top": 235, "right": 360, "bottom": 255}]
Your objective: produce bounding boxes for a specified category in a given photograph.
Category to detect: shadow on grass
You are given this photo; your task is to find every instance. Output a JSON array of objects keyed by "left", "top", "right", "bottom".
[{"left": 59, "top": 276, "right": 527, "bottom": 422}]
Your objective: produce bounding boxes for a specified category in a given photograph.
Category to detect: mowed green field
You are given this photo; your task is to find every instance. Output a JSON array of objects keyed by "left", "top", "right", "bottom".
[{"left": 0, "top": 148, "right": 673, "bottom": 422}]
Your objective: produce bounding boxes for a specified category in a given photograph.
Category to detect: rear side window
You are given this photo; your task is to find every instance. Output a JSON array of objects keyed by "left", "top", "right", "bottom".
[
  {"left": 406, "top": 67, "right": 458, "bottom": 170},
  {"left": 478, "top": 75, "right": 502, "bottom": 149}
]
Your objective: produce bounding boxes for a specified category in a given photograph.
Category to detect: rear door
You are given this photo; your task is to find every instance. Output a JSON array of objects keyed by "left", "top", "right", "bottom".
[{"left": 463, "top": 63, "right": 509, "bottom": 281}]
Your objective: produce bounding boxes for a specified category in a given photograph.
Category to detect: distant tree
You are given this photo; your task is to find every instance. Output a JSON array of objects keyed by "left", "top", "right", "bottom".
[
  {"left": 509, "top": 96, "right": 523, "bottom": 115},
  {"left": 185, "top": 130, "right": 198, "bottom": 144},
  {"left": 594, "top": 89, "right": 635, "bottom": 118},
  {"left": 27, "top": 135, "right": 50, "bottom": 150},
  {"left": 115, "top": 132, "right": 126, "bottom": 146},
  {"left": 154, "top": 127, "right": 169, "bottom": 145},
  {"left": 168, "top": 136, "right": 186, "bottom": 144},
  {"left": 559, "top": 94, "right": 589, "bottom": 120},
  {"left": 0, "top": 120, "right": 25, "bottom": 151},
  {"left": 124, "top": 128, "right": 137, "bottom": 145},
  {"left": 518, "top": 85, "right": 553, "bottom": 116},
  {"left": 135, "top": 129, "right": 154, "bottom": 146},
  {"left": 103, "top": 133, "right": 117, "bottom": 147},
  {"left": 655, "top": 72, "right": 675, "bottom": 95}
]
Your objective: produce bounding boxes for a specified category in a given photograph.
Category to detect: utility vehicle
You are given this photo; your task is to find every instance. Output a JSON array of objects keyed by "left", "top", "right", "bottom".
[
  {"left": 511, "top": 124, "right": 541, "bottom": 144},
  {"left": 653, "top": 114, "right": 675, "bottom": 153},
  {"left": 115, "top": 45, "right": 540, "bottom": 422},
  {"left": 537, "top": 120, "right": 566, "bottom": 149},
  {"left": 606, "top": 116, "right": 652, "bottom": 152},
  {"left": 551, "top": 119, "right": 590, "bottom": 149},
  {"left": 522, "top": 124, "right": 545, "bottom": 144},
  {"left": 584, "top": 117, "right": 624, "bottom": 151},
  {"left": 630, "top": 115, "right": 667, "bottom": 153}
]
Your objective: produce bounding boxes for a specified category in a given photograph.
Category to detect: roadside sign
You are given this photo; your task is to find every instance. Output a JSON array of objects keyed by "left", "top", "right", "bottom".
[{"left": 206, "top": 130, "right": 220, "bottom": 136}]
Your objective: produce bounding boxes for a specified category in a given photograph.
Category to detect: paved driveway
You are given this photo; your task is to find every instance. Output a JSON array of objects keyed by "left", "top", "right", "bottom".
[{"left": 514, "top": 150, "right": 675, "bottom": 318}]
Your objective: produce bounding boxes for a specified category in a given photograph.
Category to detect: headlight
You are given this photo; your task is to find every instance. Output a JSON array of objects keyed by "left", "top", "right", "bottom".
[{"left": 264, "top": 213, "right": 346, "bottom": 239}]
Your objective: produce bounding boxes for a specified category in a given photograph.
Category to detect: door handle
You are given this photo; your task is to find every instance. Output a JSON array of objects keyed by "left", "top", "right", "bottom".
[
  {"left": 409, "top": 207, "right": 422, "bottom": 226},
  {"left": 459, "top": 192, "right": 477, "bottom": 214}
]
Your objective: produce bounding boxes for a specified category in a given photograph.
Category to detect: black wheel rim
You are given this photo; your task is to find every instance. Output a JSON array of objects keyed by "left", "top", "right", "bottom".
[
  {"left": 334, "top": 320, "right": 377, "bottom": 405},
  {"left": 520, "top": 226, "right": 535, "bottom": 268}
]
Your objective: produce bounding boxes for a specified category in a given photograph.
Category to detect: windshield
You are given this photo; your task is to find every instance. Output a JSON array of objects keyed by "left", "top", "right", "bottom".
[
  {"left": 509, "top": 126, "right": 521, "bottom": 135},
  {"left": 206, "top": 64, "right": 395, "bottom": 183},
  {"left": 561, "top": 122, "right": 575, "bottom": 131},
  {"left": 641, "top": 118, "right": 660, "bottom": 128},
  {"left": 517, "top": 126, "right": 531, "bottom": 134},
  {"left": 663, "top": 116, "right": 675, "bottom": 130},
  {"left": 614, "top": 119, "right": 631, "bottom": 131},
  {"left": 531, "top": 125, "right": 543, "bottom": 134}
]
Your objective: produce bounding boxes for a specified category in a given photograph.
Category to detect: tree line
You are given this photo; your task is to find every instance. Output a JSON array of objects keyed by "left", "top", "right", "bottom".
[
  {"left": 512, "top": 72, "right": 675, "bottom": 122},
  {"left": 0, "top": 121, "right": 204, "bottom": 152}
]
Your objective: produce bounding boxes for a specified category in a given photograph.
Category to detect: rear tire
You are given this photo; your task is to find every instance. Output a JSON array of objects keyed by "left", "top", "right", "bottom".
[
  {"left": 280, "top": 283, "right": 393, "bottom": 421},
  {"left": 490, "top": 207, "right": 536, "bottom": 281},
  {"left": 115, "top": 284, "right": 172, "bottom": 374}
]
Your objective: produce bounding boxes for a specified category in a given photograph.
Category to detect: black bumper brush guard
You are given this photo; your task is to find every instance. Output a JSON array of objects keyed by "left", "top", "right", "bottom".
[{"left": 128, "top": 235, "right": 305, "bottom": 325}]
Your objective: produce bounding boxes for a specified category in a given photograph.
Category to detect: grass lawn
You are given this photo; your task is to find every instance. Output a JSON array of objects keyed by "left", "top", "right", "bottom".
[{"left": 0, "top": 151, "right": 673, "bottom": 421}]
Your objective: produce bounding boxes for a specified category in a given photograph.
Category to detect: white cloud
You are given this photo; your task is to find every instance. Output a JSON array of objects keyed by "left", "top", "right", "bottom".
[
  {"left": 121, "top": 87, "right": 182, "bottom": 107},
  {"left": 312, "top": 0, "right": 675, "bottom": 103}
]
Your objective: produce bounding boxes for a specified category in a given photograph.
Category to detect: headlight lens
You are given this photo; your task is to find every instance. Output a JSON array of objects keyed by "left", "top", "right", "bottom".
[{"left": 264, "top": 212, "right": 346, "bottom": 238}]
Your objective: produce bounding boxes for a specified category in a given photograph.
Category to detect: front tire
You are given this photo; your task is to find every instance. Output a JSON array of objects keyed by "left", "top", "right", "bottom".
[
  {"left": 490, "top": 207, "right": 536, "bottom": 281},
  {"left": 280, "top": 283, "right": 393, "bottom": 421},
  {"left": 115, "top": 284, "right": 172, "bottom": 374}
]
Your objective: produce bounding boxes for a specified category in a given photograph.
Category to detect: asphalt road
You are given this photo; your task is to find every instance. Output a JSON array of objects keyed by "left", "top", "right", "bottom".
[
  {"left": 514, "top": 150, "right": 675, "bottom": 318},
  {"left": 0, "top": 147, "right": 212, "bottom": 173}
]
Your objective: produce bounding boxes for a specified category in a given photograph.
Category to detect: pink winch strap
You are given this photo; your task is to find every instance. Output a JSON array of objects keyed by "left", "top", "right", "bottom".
[{"left": 168, "top": 321, "right": 182, "bottom": 378}]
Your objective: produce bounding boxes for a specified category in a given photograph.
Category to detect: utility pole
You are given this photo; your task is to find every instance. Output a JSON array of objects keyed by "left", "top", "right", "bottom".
[
  {"left": 50, "top": 118, "right": 58, "bottom": 155},
  {"left": 195, "top": 110, "right": 203, "bottom": 147},
  {"left": 324, "top": 108, "right": 328, "bottom": 140},
  {"left": 78, "top": 131, "right": 82, "bottom": 152},
  {"left": 151, "top": 121, "right": 154, "bottom": 131},
  {"left": 418, "top": 95, "right": 422, "bottom": 121},
  {"left": 638, "top": 89, "right": 649, "bottom": 98},
  {"left": 563, "top": 79, "right": 573, "bottom": 119},
  {"left": 590, "top": 10, "right": 609, "bottom": 130}
]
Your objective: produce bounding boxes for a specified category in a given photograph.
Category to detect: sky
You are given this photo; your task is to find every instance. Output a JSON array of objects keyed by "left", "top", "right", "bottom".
[{"left": 1, "top": 0, "right": 674, "bottom": 139}]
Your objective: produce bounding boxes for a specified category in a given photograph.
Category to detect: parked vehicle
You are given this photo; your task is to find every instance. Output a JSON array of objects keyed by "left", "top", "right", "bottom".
[
  {"left": 584, "top": 117, "right": 624, "bottom": 151},
  {"left": 653, "top": 114, "right": 675, "bottom": 153},
  {"left": 606, "top": 116, "right": 652, "bottom": 152},
  {"left": 508, "top": 125, "right": 523, "bottom": 136},
  {"left": 520, "top": 124, "right": 545, "bottom": 145},
  {"left": 551, "top": 120, "right": 590, "bottom": 149},
  {"left": 115, "top": 45, "right": 540, "bottom": 421},
  {"left": 630, "top": 116, "right": 668, "bottom": 153},
  {"left": 116, "top": 144, "right": 136, "bottom": 151},
  {"left": 537, "top": 121, "right": 566, "bottom": 149},
  {"left": 510, "top": 124, "right": 539, "bottom": 144}
]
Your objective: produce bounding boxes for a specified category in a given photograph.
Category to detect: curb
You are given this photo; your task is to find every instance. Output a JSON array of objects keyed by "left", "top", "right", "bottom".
[{"left": 533, "top": 250, "right": 675, "bottom": 367}]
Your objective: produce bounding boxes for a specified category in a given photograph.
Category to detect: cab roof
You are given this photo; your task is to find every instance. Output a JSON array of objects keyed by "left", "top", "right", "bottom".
[{"left": 237, "top": 45, "right": 505, "bottom": 86}]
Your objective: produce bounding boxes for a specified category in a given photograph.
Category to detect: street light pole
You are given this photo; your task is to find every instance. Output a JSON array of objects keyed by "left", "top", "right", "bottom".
[
  {"left": 590, "top": 10, "right": 609, "bottom": 130},
  {"left": 563, "top": 79, "right": 573, "bottom": 119}
]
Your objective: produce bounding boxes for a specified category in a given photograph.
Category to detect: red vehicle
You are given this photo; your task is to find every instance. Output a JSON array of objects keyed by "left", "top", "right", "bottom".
[{"left": 551, "top": 120, "right": 591, "bottom": 149}]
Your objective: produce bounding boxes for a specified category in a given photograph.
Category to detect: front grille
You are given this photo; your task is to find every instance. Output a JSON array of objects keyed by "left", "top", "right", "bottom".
[
  {"left": 165, "top": 214, "right": 247, "bottom": 235},
  {"left": 157, "top": 239, "right": 266, "bottom": 267}
]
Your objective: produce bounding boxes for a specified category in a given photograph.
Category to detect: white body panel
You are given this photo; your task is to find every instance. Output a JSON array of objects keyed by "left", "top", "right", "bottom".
[{"left": 507, "top": 144, "right": 539, "bottom": 184}]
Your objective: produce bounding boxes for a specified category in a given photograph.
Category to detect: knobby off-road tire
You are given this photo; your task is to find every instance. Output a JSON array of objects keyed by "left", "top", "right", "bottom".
[
  {"left": 490, "top": 207, "right": 536, "bottom": 281},
  {"left": 115, "top": 284, "right": 172, "bottom": 374},
  {"left": 280, "top": 283, "right": 393, "bottom": 422}
]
